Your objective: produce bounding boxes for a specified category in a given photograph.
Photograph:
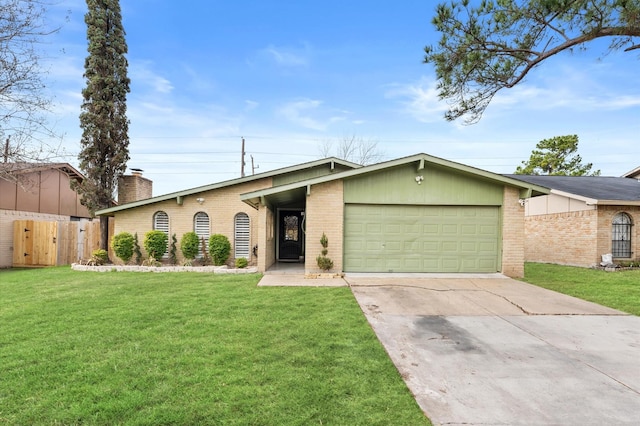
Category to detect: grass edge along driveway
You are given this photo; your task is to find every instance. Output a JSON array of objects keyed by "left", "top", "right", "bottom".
[
  {"left": 0, "top": 267, "right": 430, "bottom": 425},
  {"left": 523, "top": 262, "right": 640, "bottom": 316}
]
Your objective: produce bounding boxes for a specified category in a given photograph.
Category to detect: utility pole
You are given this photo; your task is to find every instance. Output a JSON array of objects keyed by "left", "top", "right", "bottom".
[
  {"left": 251, "top": 155, "right": 259, "bottom": 175},
  {"left": 240, "top": 137, "right": 246, "bottom": 177}
]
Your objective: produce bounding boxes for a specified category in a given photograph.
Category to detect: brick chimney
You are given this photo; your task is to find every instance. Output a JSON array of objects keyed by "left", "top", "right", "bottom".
[{"left": 118, "top": 168, "right": 152, "bottom": 204}]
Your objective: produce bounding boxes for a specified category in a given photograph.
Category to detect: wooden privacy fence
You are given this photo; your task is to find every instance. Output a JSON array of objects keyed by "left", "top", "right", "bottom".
[{"left": 12, "top": 219, "right": 114, "bottom": 267}]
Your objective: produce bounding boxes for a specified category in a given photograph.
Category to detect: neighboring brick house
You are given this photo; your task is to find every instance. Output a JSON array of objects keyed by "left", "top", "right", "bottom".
[
  {"left": 505, "top": 174, "right": 640, "bottom": 268},
  {"left": 97, "top": 154, "right": 547, "bottom": 278},
  {"left": 0, "top": 163, "right": 92, "bottom": 267}
]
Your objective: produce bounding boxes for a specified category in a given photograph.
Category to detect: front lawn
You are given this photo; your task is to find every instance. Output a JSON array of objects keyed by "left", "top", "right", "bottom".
[
  {"left": 524, "top": 263, "right": 640, "bottom": 315},
  {"left": 0, "top": 268, "right": 430, "bottom": 425}
]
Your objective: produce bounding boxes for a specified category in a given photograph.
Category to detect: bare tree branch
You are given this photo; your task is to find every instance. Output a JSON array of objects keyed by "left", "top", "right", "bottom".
[{"left": 0, "top": 0, "right": 64, "bottom": 184}]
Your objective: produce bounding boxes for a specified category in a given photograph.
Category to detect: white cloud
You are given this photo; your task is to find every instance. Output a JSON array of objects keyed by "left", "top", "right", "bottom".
[
  {"left": 256, "top": 44, "right": 311, "bottom": 67},
  {"left": 385, "top": 77, "right": 449, "bottom": 123},
  {"left": 277, "top": 99, "right": 347, "bottom": 131},
  {"left": 130, "top": 61, "right": 174, "bottom": 94},
  {"left": 490, "top": 61, "right": 640, "bottom": 113},
  {"left": 244, "top": 100, "right": 259, "bottom": 111}
]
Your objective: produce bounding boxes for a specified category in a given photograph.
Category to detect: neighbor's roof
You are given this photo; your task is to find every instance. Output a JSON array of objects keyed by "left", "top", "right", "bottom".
[
  {"left": 96, "top": 157, "right": 361, "bottom": 215},
  {"left": 0, "top": 162, "right": 85, "bottom": 180},
  {"left": 623, "top": 166, "right": 640, "bottom": 179},
  {"left": 504, "top": 174, "right": 640, "bottom": 205},
  {"left": 240, "top": 153, "right": 550, "bottom": 209}
]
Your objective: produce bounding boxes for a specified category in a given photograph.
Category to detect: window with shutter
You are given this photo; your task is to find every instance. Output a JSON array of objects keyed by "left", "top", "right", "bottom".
[
  {"left": 194, "top": 212, "right": 210, "bottom": 258},
  {"left": 234, "top": 213, "right": 250, "bottom": 259},
  {"left": 153, "top": 211, "right": 169, "bottom": 258}
]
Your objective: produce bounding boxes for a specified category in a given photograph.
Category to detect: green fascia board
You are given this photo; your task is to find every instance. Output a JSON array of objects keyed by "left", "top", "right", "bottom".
[
  {"left": 240, "top": 153, "right": 550, "bottom": 207},
  {"left": 96, "top": 157, "right": 360, "bottom": 216}
]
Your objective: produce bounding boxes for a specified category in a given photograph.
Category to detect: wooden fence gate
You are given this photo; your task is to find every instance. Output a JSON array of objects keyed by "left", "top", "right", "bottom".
[{"left": 12, "top": 219, "right": 113, "bottom": 267}]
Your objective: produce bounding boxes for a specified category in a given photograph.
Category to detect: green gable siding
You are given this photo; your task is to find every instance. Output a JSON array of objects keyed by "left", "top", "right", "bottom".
[
  {"left": 273, "top": 163, "right": 354, "bottom": 186},
  {"left": 343, "top": 164, "right": 503, "bottom": 205}
]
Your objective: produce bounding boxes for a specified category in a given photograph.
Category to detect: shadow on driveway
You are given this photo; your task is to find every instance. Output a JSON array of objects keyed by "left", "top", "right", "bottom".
[{"left": 347, "top": 274, "right": 640, "bottom": 426}]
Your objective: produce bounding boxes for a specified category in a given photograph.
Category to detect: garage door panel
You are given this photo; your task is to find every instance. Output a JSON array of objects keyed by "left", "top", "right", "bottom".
[{"left": 344, "top": 205, "right": 500, "bottom": 273}]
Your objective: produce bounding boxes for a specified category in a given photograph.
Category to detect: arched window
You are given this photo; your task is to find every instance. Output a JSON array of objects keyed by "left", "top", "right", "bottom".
[
  {"left": 612, "top": 212, "right": 632, "bottom": 258},
  {"left": 234, "top": 212, "right": 250, "bottom": 259},
  {"left": 153, "top": 211, "right": 169, "bottom": 257},
  {"left": 194, "top": 212, "right": 210, "bottom": 258}
]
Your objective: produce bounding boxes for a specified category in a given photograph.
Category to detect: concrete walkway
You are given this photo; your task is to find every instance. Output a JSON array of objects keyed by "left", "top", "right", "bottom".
[{"left": 348, "top": 275, "right": 640, "bottom": 425}]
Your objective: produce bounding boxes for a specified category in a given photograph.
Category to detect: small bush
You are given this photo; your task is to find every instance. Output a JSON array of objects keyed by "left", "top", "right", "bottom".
[
  {"left": 200, "top": 237, "right": 210, "bottom": 265},
  {"left": 111, "top": 232, "right": 134, "bottom": 263},
  {"left": 133, "top": 233, "right": 142, "bottom": 265},
  {"left": 169, "top": 233, "right": 178, "bottom": 265},
  {"left": 144, "top": 230, "right": 168, "bottom": 260},
  {"left": 316, "top": 255, "right": 334, "bottom": 271},
  {"left": 209, "top": 234, "right": 231, "bottom": 266},
  {"left": 91, "top": 249, "right": 108, "bottom": 265},
  {"left": 316, "top": 232, "right": 333, "bottom": 271},
  {"left": 235, "top": 257, "right": 248, "bottom": 268},
  {"left": 181, "top": 232, "right": 200, "bottom": 261}
]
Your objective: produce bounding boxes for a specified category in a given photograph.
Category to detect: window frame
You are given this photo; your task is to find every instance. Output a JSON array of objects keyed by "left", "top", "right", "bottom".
[
  {"left": 153, "top": 211, "right": 170, "bottom": 258},
  {"left": 611, "top": 212, "right": 633, "bottom": 259},
  {"left": 194, "top": 211, "right": 210, "bottom": 258},
  {"left": 234, "top": 212, "right": 251, "bottom": 259}
]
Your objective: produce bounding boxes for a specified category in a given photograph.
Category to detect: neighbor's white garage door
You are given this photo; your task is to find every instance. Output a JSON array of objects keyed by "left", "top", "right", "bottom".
[{"left": 344, "top": 205, "right": 500, "bottom": 273}]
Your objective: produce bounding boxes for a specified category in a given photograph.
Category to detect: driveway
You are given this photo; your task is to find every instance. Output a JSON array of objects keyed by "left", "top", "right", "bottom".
[{"left": 347, "top": 274, "right": 640, "bottom": 426}]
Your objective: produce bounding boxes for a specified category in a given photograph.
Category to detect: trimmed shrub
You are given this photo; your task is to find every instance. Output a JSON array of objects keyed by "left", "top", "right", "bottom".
[
  {"left": 181, "top": 232, "right": 200, "bottom": 262},
  {"left": 133, "top": 233, "right": 142, "bottom": 265},
  {"left": 91, "top": 249, "right": 108, "bottom": 265},
  {"left": 235, "top": 257, "right": 248, "bottom": 268},
  {"left": 169, "top": 233, "right": 178, "bottom": 265},
  {"left": 144, "top": 230, "right": 168, "bottom": 260},
  {"left": 208, "top": 234, "right": 231, "bottom": 266},
  {"left": 111, "top": 232, "right": 135, "bottom": 263},
  {"left": 316, "top": 232, "right": 333, "bottom": 271}
]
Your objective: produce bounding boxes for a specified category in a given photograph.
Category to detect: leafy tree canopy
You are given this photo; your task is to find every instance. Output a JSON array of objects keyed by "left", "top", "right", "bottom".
[
  {"left": 424, "top": 0, "right": 640, "bottom": 124},
  {"left": 515, "top": 134, "right": 601, "bottom": 175}
]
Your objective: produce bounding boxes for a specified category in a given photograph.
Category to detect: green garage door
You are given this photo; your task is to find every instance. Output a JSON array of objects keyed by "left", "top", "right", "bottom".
[{"left": 344, "top": 205, "right": 500, "bottom": 273}]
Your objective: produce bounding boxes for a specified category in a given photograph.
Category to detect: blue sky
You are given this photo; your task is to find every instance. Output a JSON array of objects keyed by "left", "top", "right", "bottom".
[{"left": 43, "top": 0, "right": 640, "bottom": 196}]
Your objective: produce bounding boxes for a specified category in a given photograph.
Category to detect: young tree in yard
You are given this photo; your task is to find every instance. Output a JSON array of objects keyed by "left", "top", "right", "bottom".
[
  {"left": 515, "top": 135, "right": 601, "bottom": 175},
  {"left": 424, "top": 0, "right": 640, "bottom": 124},
  {"left": 76, "top": 0, "right": 130, "bottom": 252},
  {"left": 0, "top": 1, "right": 64, "bottom": 185}
]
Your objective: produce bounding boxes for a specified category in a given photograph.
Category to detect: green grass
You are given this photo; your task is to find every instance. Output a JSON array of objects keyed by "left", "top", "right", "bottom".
[
  {"left": 0, "top": 267, "right": 430, "bottom": 425},
  {"left": 524, "top": 263, "right": 640, "bottom": 315}
]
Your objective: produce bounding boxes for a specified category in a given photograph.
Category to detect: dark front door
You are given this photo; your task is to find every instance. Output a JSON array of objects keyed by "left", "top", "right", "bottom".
[{"left": 278, "top": 210, "right": 303, "bottom": 261}]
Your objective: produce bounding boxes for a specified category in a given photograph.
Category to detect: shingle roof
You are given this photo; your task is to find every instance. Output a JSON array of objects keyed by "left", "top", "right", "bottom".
[{"left": 503, "top": 175, "right": 640, "bottom": 202}]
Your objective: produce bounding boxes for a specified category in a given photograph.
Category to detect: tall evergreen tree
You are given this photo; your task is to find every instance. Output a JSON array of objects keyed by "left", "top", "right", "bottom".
[{"left": 76, "top": 0, "right": 130, "bottom": 252}]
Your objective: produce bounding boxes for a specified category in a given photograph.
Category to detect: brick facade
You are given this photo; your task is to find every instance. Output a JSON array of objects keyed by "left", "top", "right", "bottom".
[
  {"left": 501, "top": 186, "right": 525, "bottom": 278},
  {"left": 304, "top": 179, "right": 344, "bottom": 274},
  {"left": 118, "top": 173, "right": 153, "bottom": 204},
  {"left": 112, "top": 178, "right": 271, "bottom": 265},
  {"left": 524, "top": 205, "right": 639, "bottom": 267}
]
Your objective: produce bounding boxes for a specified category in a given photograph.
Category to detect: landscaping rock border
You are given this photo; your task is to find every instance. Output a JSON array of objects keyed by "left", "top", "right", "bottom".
[{"left": 71, "top": 263, "right": 258, "bottom": 274}]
